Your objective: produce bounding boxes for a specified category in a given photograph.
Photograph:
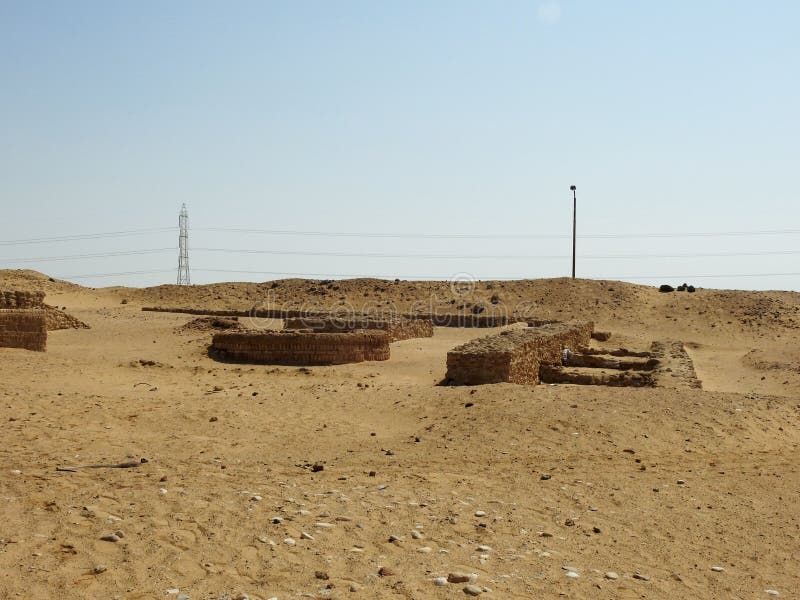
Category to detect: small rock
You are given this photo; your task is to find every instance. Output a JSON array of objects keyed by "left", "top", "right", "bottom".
[
  {"left": 540, "top": 474, "right": 552, "bottom": 480},
  {"left": 271, "top": 517, "right": 283, "bottom": 524},
  {"left": 315, "top": 570, "right": 329, "bottom": 580},
  {"left": 378, "top": 566, "right": 395, "bottom": 577},
  {"left": 633, "top": 572, "right": 651, "bottom": 581},
  {"left": 711, "top": 566, "right": 725, "bottom": 572},
  {"left": 300, "top": 532, "right": 314, "bottom": 540},
  {"left": 565, "top": 571, "right": 579, "bottom": 579},
  {"left": 477, "top": 545, "right": 491, "bottom": 552},
  {"left": 283, "top": 537, "right": 296, "bottom": 545},
  {"left": 677, "top": 479, "right": 686, "bottom": 485},
  {"left": 539, "top": 531, "right": 554, "bottom": 538},
  {"left": 92, "top": 565, "right": 108, "bottom": 575},
  {"left": 311, "top": 463, "right": 324, "bottom": 472},
  {"left": 100, "top": 534, "right": 120, "bottom": 543},
  {"left": 251, "top": 495, "right": 262, "bottom": 502},
  {"left": 433, "top": 577, "right": 448, "bottom": 586},
  {"left": 448, "top": 573, "right": 472, "bottom": 583},
  {"left": 411, "top": 530, "right": 423, "bottom": 540},
  {"left": 605, "top": 572, "right": 619, "bottom": 580},
  {"left": 417, "top": 546, "right": 432, "bottom": 553},
  {"left": 474, "top": 510, "right": 487, "bottom": 517},
  {"left": 463, "top": 584, "right": 483, "bottom": 596},
  {"left": 765, "top": 590, "right": 779, "bottom": 596}
]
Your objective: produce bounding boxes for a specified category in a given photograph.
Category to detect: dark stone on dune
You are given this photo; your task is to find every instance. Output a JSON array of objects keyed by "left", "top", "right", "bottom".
[{"left": 659, "top": 284, "right": 675, "bottom": 293}]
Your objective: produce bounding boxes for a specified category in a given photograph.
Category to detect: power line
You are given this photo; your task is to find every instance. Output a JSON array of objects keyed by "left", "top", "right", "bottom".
[
  {"left": 190, "top": 248, "right": 800, "bottom": 260},
  {"left": 196, "top": 226, "right": 800, "bottom": 240},
  {"left": 2, "top": 226, "right": 799, "bottom": 246},
  {"left": 0, "top": 228, "right": 177, "bottom": 246},
  {"left": 2, "top": 248, "right": 175, "bottom": 263}
]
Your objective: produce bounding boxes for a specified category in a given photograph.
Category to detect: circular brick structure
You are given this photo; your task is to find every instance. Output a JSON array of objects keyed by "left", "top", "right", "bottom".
[{"left": 210, "top": 330, "right": 390, "bottom": 365}]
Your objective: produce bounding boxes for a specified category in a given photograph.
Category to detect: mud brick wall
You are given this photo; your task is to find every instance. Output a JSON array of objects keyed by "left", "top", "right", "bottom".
[
  {"left": 445, "top": 322, "right": 593, "bottom": 385},
  {"left": 0, "top": 309, "right": 47, "bottom": 351},
  {"left": 284, "top": 315, "right": 433, "bottom": 342},
  {"left": 0, "top": 290, "right": 45, "bottom": 310},
  {"left": 210, "top": 330, "right": 390, "bottom": 365}
]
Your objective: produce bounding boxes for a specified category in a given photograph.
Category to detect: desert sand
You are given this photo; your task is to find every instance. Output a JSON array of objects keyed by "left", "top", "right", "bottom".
[{"left": 1, "top": 269, "right": 798, "bottom": 599}]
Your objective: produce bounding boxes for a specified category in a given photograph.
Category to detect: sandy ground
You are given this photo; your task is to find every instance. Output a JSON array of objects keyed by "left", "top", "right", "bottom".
[{"left": 1, "top": 270, "right": 799, "bottom": 599}]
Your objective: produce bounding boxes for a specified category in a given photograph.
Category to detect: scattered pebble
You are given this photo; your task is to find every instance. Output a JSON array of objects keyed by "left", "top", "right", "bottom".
[
  {"left": 605, "top": 572, "right": 619, "bottom": 580},
  {"left": 283, "top": 538, "right": 296, "bottom": 546},
  {"left": 417, "top": 546, "right": 432, "bottom": 553},
  {"left": 91, "top": 565, "right": 107, "bottom": 575},
  {"left": 100, "top": 534, "right": 120, "bottom": 543},
  {"left": 711, "top": 566, "right": 725, "bottom": 572},
  {"left": 565, "top": 571, "right": 579, "bottom": 579},
  {"left": 463, "top": 584, "right": 483, "bottom": 596},
  {"left": 378, "top": 566, "right": 395, "bottom": 577},
  {"left": 477, "top": 545, "right": 491, "bottom": 552},
  {"left": 765, "top": 590, "right": 779, "bottom": 596},
  {"left": 633, "top": 572, "right": 651, "bottom": 581},
  {"left": 433, "top": 577, "right": 448, "bottom": 586},
  {"left": 411, "top": 530, "right": 423, "bottom": 540},
  {"left": 474, "top": 510, "right": 487, "bottom": 517},
  {"left": 300, "top": 532, "right": 314, "bottom": 540}
]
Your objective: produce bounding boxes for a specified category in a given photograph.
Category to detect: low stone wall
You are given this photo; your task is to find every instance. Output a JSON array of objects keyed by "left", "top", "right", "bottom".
[
  {"left": 0, "top": 290, "right": 45, "bottom": 310},
  {"left": 284, "top": 315, "right": 433, "bottom": 342},
  {"left": 445, "top": 322, "right": 593, "bottom": 385},
  {"left": 144, "top": 306, "right": 532, "bottom": 329},
  {"left": 210, "top": 330, "right": 390, "bottom": 365},
  {"left": 0, "top": 309, "right": 47, "bottom": 351}
]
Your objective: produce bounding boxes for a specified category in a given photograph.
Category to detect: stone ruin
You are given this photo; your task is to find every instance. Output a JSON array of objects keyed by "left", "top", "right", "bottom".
[
  {"left": 284, "top": 315, "right": 433, "bottom": 342},
  {"left": 445, "top": 320, "right": 701, "bottom": 389},
  {"left": 209, "top": 330, "right": 390, "bottom": 365},
  {"left": 204, "top": 314, "right": 435, "bottom": 366},
  {"left": 0, "top": 290, "right": 88, "bottom": 332},
  {"left": 445, "top": 321, "right": 594, "bottom": 385},
  {"left": 0, "top": 291, "right": 47, "bottom": 351}
]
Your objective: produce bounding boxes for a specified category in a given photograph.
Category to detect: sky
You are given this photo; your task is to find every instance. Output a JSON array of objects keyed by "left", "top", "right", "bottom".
[{"left": 1, "top": 0, "right": 799, "bottom": 290}]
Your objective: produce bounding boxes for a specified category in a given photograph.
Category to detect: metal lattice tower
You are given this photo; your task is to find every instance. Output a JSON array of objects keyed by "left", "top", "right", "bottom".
[{"left": 177, "top": 203, "right": 190, "bottom": 285}]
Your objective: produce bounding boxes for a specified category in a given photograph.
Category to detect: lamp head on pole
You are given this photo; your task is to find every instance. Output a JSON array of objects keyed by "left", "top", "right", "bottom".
[{"left": 570, "top": 185, "right": 577, "bottom": 192}]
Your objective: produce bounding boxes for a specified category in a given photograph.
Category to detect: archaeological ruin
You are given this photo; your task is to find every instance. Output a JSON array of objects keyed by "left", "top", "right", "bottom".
[
  {"left": 0, "top": 309, "right": 47, "bottom": 352},
  {"left": 445, "top": 322, "right": 594, "bottom": 385},
  {"left": 209, "top": 330, "right": 391, "bottom": 365},
  {"left": 283, "top": 314, "right": 433, "bottom": 342}
]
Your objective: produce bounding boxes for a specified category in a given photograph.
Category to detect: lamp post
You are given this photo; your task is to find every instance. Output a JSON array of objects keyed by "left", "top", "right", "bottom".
[{"left": 570, "top": 185, "right": 577, "bottom": 279}]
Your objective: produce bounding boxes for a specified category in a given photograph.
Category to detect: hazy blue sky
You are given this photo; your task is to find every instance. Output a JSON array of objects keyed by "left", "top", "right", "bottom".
[{"left": 1, "top": 1, "right": 798, "bottom": 290}]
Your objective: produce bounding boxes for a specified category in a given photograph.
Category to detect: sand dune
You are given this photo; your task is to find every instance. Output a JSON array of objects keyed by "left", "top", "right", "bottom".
[{"left": 1, "top": 270, "right": 798, "bottom": 599}]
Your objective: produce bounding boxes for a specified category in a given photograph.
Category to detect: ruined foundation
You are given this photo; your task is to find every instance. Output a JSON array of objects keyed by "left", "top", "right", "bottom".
[
  {"left": 284, "top": 315, "right": 433, "bottom": 342},
  {"left": 445, "top": 322, "right": 593, "bottom": 385},
  {"left": 0, "top": 291, "right": 46, "bottom": 310},
  {"left": 0, "top": 309, "right": 47, "bottom": 352},
  {"left": 210, "top": 330, "right": 391, "bottom": 365}
]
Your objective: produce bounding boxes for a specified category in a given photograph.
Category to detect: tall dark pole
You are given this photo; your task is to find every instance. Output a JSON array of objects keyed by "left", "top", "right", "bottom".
[{"left": 570, "top": 185, "right": 577, "bottom": 279}]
